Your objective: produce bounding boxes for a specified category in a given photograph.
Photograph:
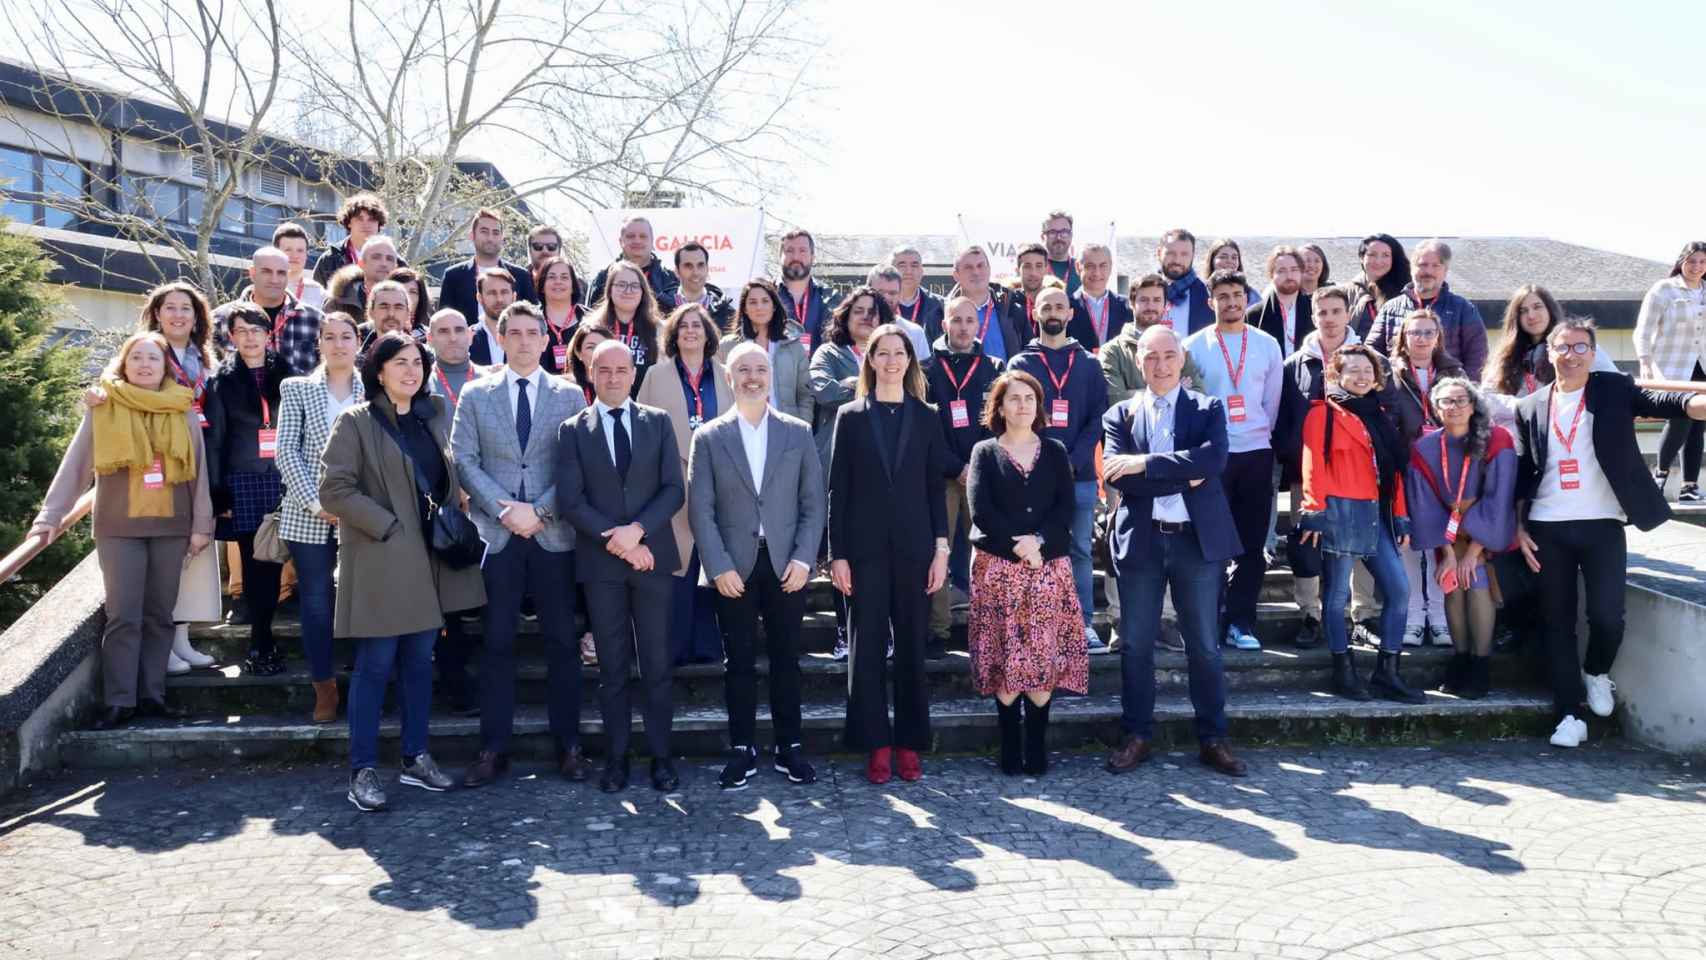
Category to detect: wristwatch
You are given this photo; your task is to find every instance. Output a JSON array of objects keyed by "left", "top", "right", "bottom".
[{"left": 535, "top": 504, "right": 555, "bottom": 524}]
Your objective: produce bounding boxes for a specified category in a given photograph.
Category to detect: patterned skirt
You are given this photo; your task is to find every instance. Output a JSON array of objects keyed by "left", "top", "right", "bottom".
[
  {"left": 216, "top": 470, "right": 285, "bottom": 539},
  {"left": 967, "top": 551, "right": 1088, "bottom": 696}
]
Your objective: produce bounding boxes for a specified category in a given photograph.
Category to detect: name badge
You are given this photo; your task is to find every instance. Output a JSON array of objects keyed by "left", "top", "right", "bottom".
[
  {"left": 1444, "top": 510, "right": 1461, "bottom": 544},
  {"left": 257, "top": 428, "right": 278, "bottom": 459},
  {"left": 800, "top": 333, "right": 813, "bottom": 353},
  {"left": 1227, "top": 394, "right": 1247, "bottom": 423},
  {"left": 949, "top": 399, "right": 970, "bottom": 428},
  {"left": 196, "top": 408, "right": 209, "bottom": 428},
  {"left": 1051, "top": 398, "right": 1070, "bottom": 428},
  {"left": 1559, "top": 458, "right": 1580, "bottom": 490},
  {"left": 687, "top": 415, "right": 703, "bottom": 431},
  {"left": 142, "top": 457, "right": 165, "bottom": 490},
  {"left": 553, "top": 344, "right": 568, "bottom": 368}
]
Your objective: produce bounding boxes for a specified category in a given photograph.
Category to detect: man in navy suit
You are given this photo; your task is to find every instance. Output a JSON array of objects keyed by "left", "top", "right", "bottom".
[{"left": 1100, "top": 325, "right": 1247, "bottom": 777}]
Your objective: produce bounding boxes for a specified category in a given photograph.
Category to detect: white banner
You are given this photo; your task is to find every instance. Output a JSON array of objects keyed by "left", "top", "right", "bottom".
[
  {"left": 587, "top": 207, "right": 767, "bottom": 290},
  {"left": 956, "top": 214, "right": 1119, "bottom": 284}
]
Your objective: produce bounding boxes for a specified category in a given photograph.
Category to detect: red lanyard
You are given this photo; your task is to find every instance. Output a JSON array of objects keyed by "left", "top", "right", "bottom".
[
  {"left": 1038, "top": 349, "right": 1075, "bottom": 393},
  {"left": 1214, "top": 328, "right": 1248, "bottom": 390},
  {"left": 1551, "top": 386, "right": 1586, "bottom": 453},
  {"left": 942, "top": 356, "right": 982, "bottom": 399},
  {"left": 1082, "top": 292, "right": 1109, "bottom": 343},
  {"left": 613, "top": 315, "right": 633, "bottom": 347},
  {"left": 259, "top": 395, "right": 272, "bottom": 429},
  {"left": 547, "top": 304, "right": 577, "bottom": 341},
  {"left": 682, "top": 361, "right": 706, "bottom": 421},
  {"left": 786, "top": 287, "right": 812, "bottom": 331},
  {"left": 1416, "top": 366, "right": 1434, "bottom": 423},
  {"left": 1439, "top": 431, "right": 1472, "bottom": 507},
  {"left": 1024, "top": 294, "right": 1035, "bottom": 329},
  {"left": 435, "top": 366, "right": 459, "bottom": 407},
  {"left": 166, "top": 352, "right": 203, "bottom": 396},
  {"left": 977, "top": 299, "right": 998, "bottom": 341},
  {"left": 270, "top": 303, "right": 291, "bottom": 350},
  {"left": 906, "top": 296, "right": 922, "bottom": 323}
]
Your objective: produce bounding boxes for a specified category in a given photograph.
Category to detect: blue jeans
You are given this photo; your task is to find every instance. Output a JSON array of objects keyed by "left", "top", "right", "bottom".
[
  {"left": 348, "top": 628, "right": 437, "bottom": 770},
  {"left": 1321, "top": 522, "right": 1408, "bottom": 654},
  {"left": 284, "top": 537, "right": 338, "bottom": 682},
  {"left": 1116, "top": 525, "right": 1228, "bottom": 742},
  {"left": 1070, "top": 480, "right": 1098, "bottom": 630}
]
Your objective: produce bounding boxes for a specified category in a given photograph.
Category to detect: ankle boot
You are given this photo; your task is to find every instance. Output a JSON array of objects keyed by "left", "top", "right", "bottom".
[
  {"left": 172, "top": 623, "right": 216, "bottom": 668},
  {"left": 1021, "top": 698, "right": 1051, "bottom": 776},
  {"left": 1330, "top": 651, "right": 1371, "bottom": 701},
  {"left": 1438, "top": 652, "right": 1471, "bottom": 695},
  {"left": 996, "top": 699, "right": 1023, "bottom": 775},
  {"left": 1464, "top": 656, "right": 1491, "bottom": 700},
  {"left": 311, "top": 679, "right": 340, "bottom": 723},
  {"left": 1369, "top": 651, "right": 1427, "bottom": 704}
]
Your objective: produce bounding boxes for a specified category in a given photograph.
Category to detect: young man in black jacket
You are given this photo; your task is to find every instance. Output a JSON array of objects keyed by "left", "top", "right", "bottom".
[
  {"left": 438, "top": 208, "right": 535, "bottom": 328},
  {"left": 924, "top": 295, "right": 1004, "bottom": 655}
]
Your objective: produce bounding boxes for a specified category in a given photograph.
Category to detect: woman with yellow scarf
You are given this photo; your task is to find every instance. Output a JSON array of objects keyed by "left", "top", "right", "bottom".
[{"left": 32, "top": 332, "right": 214, "bottom": 730}]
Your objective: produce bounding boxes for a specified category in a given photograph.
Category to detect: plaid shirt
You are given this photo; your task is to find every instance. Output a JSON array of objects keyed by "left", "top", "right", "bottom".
[
  {"left": 213, "top": 290, "right": 323, "bottom": 376},
  {"left": 1634, "top": 276, "right": 1706, "bottom": 380}
]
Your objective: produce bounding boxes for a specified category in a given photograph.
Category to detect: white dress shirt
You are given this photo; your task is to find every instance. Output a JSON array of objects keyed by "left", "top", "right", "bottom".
[
  {"left": 593, "top": 396, "right": 635, "bottom": 470},
  {"left": 481, "top": 321, "right": 506, "bottom": 364},
  {"left": 504, "top": 365, "right": 545, "bottom": 420},
  {"left": 737, "top": 407, "right": 770, "bottom": 536},
  {"left": 1141, "top": 385, "right": 1190, "bottom": 523}
]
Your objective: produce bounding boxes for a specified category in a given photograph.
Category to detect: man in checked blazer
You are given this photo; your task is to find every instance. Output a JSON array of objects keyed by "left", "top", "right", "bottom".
[
  {"left": 450, "top": 301, "right": 588, "bottom": 788},
  {"left": 688, "top": 341, "right": 824, "bottom": 791},
  {"left": 557, "top": 338, "right": 686, "bottom": 793}
]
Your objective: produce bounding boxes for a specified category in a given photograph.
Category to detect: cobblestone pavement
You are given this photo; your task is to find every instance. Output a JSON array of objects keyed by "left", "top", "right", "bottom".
[{"left": 3, "top": 742, "right": 1705, "bottom": 959}]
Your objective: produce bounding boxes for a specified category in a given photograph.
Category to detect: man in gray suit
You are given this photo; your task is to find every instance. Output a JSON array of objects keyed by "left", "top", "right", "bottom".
[
  {"left": 557, "top": 339, "right": 686, "bottom": 792},
  {"left": 688, "top": 342, "right": 825, "bottom": 790},
  {"left": 450, "top": 301, "right": 588, "bottom": 787}
]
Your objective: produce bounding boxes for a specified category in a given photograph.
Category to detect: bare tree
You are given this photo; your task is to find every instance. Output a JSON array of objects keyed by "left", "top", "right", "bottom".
[{"left": 0, "top": 0, "right": 285, "bottom": 298}]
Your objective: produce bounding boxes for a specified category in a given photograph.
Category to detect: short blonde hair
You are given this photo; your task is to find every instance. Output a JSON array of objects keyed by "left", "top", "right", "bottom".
[{"left": 104, "top": 331, "right": 174, "bottom": 387}]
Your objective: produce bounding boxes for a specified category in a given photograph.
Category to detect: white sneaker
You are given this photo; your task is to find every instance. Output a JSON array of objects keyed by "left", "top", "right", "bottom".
[
  {"left": 1549, "top": 714, "right": 1588, "bottom": 748},
  {"left": 1584, "top": 673, "right": 1617, "bottom": 718},
  {"left": 1401, "top": 626, "right": 1425, "bottom": 647},
  {"left": 1084, "top": 627, "right": 1110, "bottom": 654},
  {"left": 165, "top": 651, "right": 192, "bottom": 675},
  {"left": 171, "top": 623, "right": 216, "bottom": 668}
]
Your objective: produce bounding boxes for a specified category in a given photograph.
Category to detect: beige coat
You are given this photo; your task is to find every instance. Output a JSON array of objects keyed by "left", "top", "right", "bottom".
[
  {"left": 319, "top": 392, "right": 485, "bottom": 638},
  {"left": 635, "top": 356, "right": 735, "bottom": 576}
]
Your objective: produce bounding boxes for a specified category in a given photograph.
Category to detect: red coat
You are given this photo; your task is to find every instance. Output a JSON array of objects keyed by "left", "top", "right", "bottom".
[{"left": 1300, "top": 399, "right": 1409, "bottom": 519}]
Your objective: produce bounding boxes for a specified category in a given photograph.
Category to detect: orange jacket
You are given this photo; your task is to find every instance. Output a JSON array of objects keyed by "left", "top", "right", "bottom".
[{"left": 1300, "top": 400, "right": 1408, "bottom": 518}]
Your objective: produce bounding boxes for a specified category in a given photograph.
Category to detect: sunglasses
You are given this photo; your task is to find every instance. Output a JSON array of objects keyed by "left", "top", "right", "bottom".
[{"left": 530, "top": 242, "right": 560, "bottom": 252}]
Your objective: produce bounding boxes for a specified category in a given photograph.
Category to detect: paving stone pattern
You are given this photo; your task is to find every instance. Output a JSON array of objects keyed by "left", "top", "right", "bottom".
[{"left": 3, "top": 742, "right": 1704, "bottom": 959}]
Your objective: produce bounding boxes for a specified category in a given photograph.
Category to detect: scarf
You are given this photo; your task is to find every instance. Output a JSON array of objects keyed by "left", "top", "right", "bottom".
[
  {"left": 1324, "top": 385, "right": 1405, "bottom": 509},
  {"left": 91, "top": 377, "right": 196, "bottom": 518},
  {"left": 1165, "top": 268, "right": 1199, "bottom": 306}
]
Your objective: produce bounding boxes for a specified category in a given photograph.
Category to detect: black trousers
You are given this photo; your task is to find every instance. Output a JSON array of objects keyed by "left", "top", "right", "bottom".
[
  {"left": 1657, "top": 361, "right": 1706, "bottom": 482},
  {"left": 1529, "top": 519, "right": 1627, "bottom": 721},
  {"left": 716, "top": 544, "right": 807, "bottom": 748},
  {"left": 585, "top": 570, "right": 675, "bottom": 759},
  {"left": 436, "top": 612, "right": 478, "bottom": 707},
  {"left": 1220, "top": 448, "right": 1275, "bottom": 632},
  {"left": 233, "top": 532, "right": 282, "bottom": 658},
  {"left": 843, "top": 550, "right": 931, "bottom": 752},
  {"left": 480, "top": 539, "right": 579, "bottom": 752}
]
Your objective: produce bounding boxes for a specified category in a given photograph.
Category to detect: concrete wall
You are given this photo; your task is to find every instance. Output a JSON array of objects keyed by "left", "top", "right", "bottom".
[
  {"left": 1612, "top": 583, "right": 1706, "bottom": 758},
  {"left": 0, "top": 552, "right": 106, "bottom": 797}
]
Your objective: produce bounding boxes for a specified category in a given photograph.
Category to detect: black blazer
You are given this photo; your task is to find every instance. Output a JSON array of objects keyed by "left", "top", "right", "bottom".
[
  {"left": 1514, "top": 371, "right": 1693, "bottom": 532},
  {"left": 966, "top": 436, "right": 1074, "bottom": 563},
  {"left": 1246, "top": 289, "right": 1314, "bottom": 357},
  {"left": 1067, "top": 290, "right": 1133, "bottom": 351},
  {"left": 827, "top": 395, "right": 950, "bottom": 564},
  {"left": 204, "top": 352, "right": 289, "bottom": 511},
  {"left": 437, "top": 258, "right": 536, "bottom": 330},
  {"left": 555, "top": 401, "right": 685, "bottom": 582}
]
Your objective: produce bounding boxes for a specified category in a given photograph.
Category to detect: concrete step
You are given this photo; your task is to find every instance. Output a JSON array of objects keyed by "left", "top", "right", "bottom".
[
  {"left": 156, "top": 640, "right": 1525, "bottom": 716},
  {"left": 56, "top": 688, "right": 1560, "bottom": 770}
]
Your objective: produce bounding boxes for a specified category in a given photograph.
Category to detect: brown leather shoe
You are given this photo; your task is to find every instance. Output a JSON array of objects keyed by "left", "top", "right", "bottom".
[
  {"left": 1198, "top": 741, "right": 1248, "bottom": 778},
  {"left": 557, "top": 743, "right": 589, "bottom": 782},
  {"left": 1105, "top": 734, "right": 1153, "bottom": 774},
  {"left": 310, "top": 679, "right": 339, "bottom": 724},
  {"left": 461, "top": 750, "right": 509, "bottom": 788}
]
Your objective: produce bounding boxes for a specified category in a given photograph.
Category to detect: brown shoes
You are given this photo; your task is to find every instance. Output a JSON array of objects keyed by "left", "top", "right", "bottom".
[
  {"left": 1105, "top": 734, "right": 1154, "bottom": 774},
  {"left": 310, "top": 679, "right": 339, "bottom": 724},
  {"left": 461, "top": 750, "right": 510, "bottom": 788},
  {"left": 1198, "top": 741, "right": 1248, "bottom": 778},
  {"left": 557, "top": 743, "right": 589, "bottom": 782}
]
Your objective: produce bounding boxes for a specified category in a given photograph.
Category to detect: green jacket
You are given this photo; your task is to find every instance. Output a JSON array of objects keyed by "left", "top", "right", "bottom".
[{"left": 1098, "top": 324, "right": 1207, "bottom": 407}]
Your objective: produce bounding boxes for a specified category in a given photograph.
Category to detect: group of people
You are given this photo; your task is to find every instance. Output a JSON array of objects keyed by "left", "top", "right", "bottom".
[{"left": 29, "top": 194, "right": 1706, "bottom": 810}]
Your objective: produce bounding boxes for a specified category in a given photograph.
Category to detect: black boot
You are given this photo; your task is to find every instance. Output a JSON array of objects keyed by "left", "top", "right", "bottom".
[
  {"left": 1021, "top": 698, "right": 1051, "bottom": 776},
  {"left": 1330, "top": 651, "right": 1371, "bottom": 701},
  {"left": 996, "top": 699, "right": 1022, "bottom": 775},
  {"left": 1438, "top": 652, "right": 1471, "bottom": 695},
  {"left": 1463, "top": 655, "right": 1491, "bottom": 700},
  {"left": 1369, "top": 651, "right": 1427, "bottom": 704}
]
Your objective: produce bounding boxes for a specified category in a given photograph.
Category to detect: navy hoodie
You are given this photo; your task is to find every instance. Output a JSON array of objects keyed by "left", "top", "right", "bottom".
[
  {"left": 926, "top": 335, "right": 1004, "bottom": 474},
  {"left": 1009, "top": 337, "right": 1109, "bottom": 480}
]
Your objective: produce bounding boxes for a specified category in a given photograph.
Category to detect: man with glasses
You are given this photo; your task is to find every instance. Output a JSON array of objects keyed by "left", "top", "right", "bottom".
[
  {"left": 439, "top": 207, "right": 536, "bottom": 330},
  {"left": 1365, "top": 238, "right": 1488, "bottom": 380},
  {"left": 1042, "top": 210, "right": 1082, "bottom": 297}
]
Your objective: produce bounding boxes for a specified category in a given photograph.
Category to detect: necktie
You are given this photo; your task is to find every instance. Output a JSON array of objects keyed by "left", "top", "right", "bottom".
[
  {"left": 515, "top": 377, "right": 532, "bottom": 499},
  {"left": 610, "top": 406, "right": 632, "bottom": 480}
]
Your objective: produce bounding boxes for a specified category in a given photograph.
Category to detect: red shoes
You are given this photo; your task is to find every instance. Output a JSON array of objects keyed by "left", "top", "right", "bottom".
[
  {"left": 867, "top": 747, "right": 923, "bottom": 783},
  {"left": 867, "top": 747, "right": 892, "bottom": 784},
  {"left": 895, "top": 748, "right": 922, "bottom": 782}
]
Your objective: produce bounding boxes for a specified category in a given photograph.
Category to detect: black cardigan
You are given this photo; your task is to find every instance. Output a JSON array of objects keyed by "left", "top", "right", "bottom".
[
  {"left": 203, "top": 351, "right": 288, "bottom": 511},
  {"left": 966, "top": 436, "right": 1075, "bottom": 563}
]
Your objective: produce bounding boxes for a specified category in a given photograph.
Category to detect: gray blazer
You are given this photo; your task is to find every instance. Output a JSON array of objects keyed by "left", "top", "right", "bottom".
[
  {"left": 687, "top": 407, "right": 824, "bottom": 583},
  {"left": 450, "top": 368, "right": 586, "bottom": 554},
  {"left": 717, "top": 332, "right": 814, "bottom": 424}
]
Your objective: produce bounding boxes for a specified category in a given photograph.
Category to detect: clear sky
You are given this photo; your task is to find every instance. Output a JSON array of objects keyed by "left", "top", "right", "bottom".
[{"left": 769, "top": 0, "right": 1705, "bottom": 263}]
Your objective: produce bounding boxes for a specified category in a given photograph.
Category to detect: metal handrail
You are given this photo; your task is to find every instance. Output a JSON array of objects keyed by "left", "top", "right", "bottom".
[
  {"left": 1635, "top": 379, "right": 1706, "bottom": 394},
  {"left": 0, "top": 489, "right": 95, "bottom": 586}
]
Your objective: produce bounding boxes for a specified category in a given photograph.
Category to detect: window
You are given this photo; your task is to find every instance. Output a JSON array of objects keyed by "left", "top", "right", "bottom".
[
  {"left": 218, "top": 198, "right": 246, "bottom": 236},
  {"left": 249, "top": 202, "right": 283, "bottom": 239},
  {"left": 0, "top": 145, "right": 85, "bottom": 227}
]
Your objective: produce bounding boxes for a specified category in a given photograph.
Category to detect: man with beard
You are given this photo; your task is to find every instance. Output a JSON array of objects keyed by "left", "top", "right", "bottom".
[
  {"left": 891, "top": 244, "right": 946, "bottom": 343},
  {"left": 1041, "top": 210, "right": 1081, "bottom": 297},
  {"left": 469, "top": 268, "right": 519, "bottom": 366},
  {"left": 1011, "top": 282, "right": 1110, "bottom": 651},
  {"left": 1156, "top": 228, "right": 1215, "bottom": 334},
  {"left": 1245, "top": 245, "right": 1314, "bottom": 357},
  {"left": 1013, "top": 242, "right": 1052, "bottom": 341},
  {"left": 439, "top": 208, "right": 536, "bottom": 330},
  {"left": 527, "top": 224, "right": 565, "bottom": 273},
  {"left": 777, "top": 228, "right": 841, "bottom": 352},
  {"left": 1365, "top": 238, "right": 1488, "bottom": 380},
  {"left": 947, "top": 244, "right": 1028, "bottom": 363},
  {"left": 1182, "top": 271, "right": 1285, "bottom": 651},
  {"left": 1068, "top": 243, "right": 1132, "bottom": 350},
  {"left": 588, "top": 217, "right": 681, "bottom": 311}
]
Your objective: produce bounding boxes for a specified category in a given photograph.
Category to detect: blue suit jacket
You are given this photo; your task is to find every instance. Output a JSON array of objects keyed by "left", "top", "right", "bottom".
[{"left": 1102, "top": 388, "right": 1241, "bottom": 568}]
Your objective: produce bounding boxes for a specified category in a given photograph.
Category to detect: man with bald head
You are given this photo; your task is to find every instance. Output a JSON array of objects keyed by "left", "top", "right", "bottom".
[
  {"left": 214, "top": 244, "right": 324, "bottom": 374},
  {"left": 688, "top": 341, "right": 824, "bottom": 789},
  {"left": 1101, "top": 324, "right": 1247, "bottom": 778},
  {"left": 588, "top": 216, "right": 681, "bottom": 310}
]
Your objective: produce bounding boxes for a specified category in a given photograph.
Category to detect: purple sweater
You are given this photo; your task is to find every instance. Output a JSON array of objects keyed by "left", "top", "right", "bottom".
[{"left": 1404, "top": 426, "right": 1517, "bottom": 553}]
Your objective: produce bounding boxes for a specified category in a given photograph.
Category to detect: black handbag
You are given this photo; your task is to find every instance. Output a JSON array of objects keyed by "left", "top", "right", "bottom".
[{"left": 373, "top": 410, "right": 485, "bottom": 569}]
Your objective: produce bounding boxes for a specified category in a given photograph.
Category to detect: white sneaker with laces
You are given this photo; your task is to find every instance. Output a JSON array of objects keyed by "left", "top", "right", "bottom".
[
  {"left": 1401, "top": 626, "right": 1425, "bottom": 647},
  {"left": 1549, "top": 714, "right": 1588, "bottom": 748},
  {"left": 1584, "top": 673, "right": 1617, "bottom": 717},
  {"left": 165, "top": 651, "right": 192, "bottom": 675}
]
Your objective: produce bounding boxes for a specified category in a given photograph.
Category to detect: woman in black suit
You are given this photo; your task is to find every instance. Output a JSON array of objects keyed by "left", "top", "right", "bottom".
[{"left": 828, "top": 322, "right": 950, "bottom": 785}]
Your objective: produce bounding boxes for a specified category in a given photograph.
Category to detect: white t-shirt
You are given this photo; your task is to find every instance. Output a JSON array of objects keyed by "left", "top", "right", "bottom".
[{"left": 1527, "top": 385, "right": 1625, "bottom": 523}]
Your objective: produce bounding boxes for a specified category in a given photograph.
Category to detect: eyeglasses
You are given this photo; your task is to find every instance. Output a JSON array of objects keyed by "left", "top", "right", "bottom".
[
  {"left": 1552, "top": 341, "right": 1593, "bottom": 356},
  {"left": 1407, "top": 328, "right": 1439, "bottom": 340},
  {"left": 1435, "top": 396, "right": 1471, "bottom": 410},
  {"left": 530, "top": 242, "right": 559, "bottom": 252},
  {"left": 610, "top": 281, "right": 645, "bottom": 294},
  {"left": 1042, "top": 228, "right": 1072, "bottom": 238}
]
